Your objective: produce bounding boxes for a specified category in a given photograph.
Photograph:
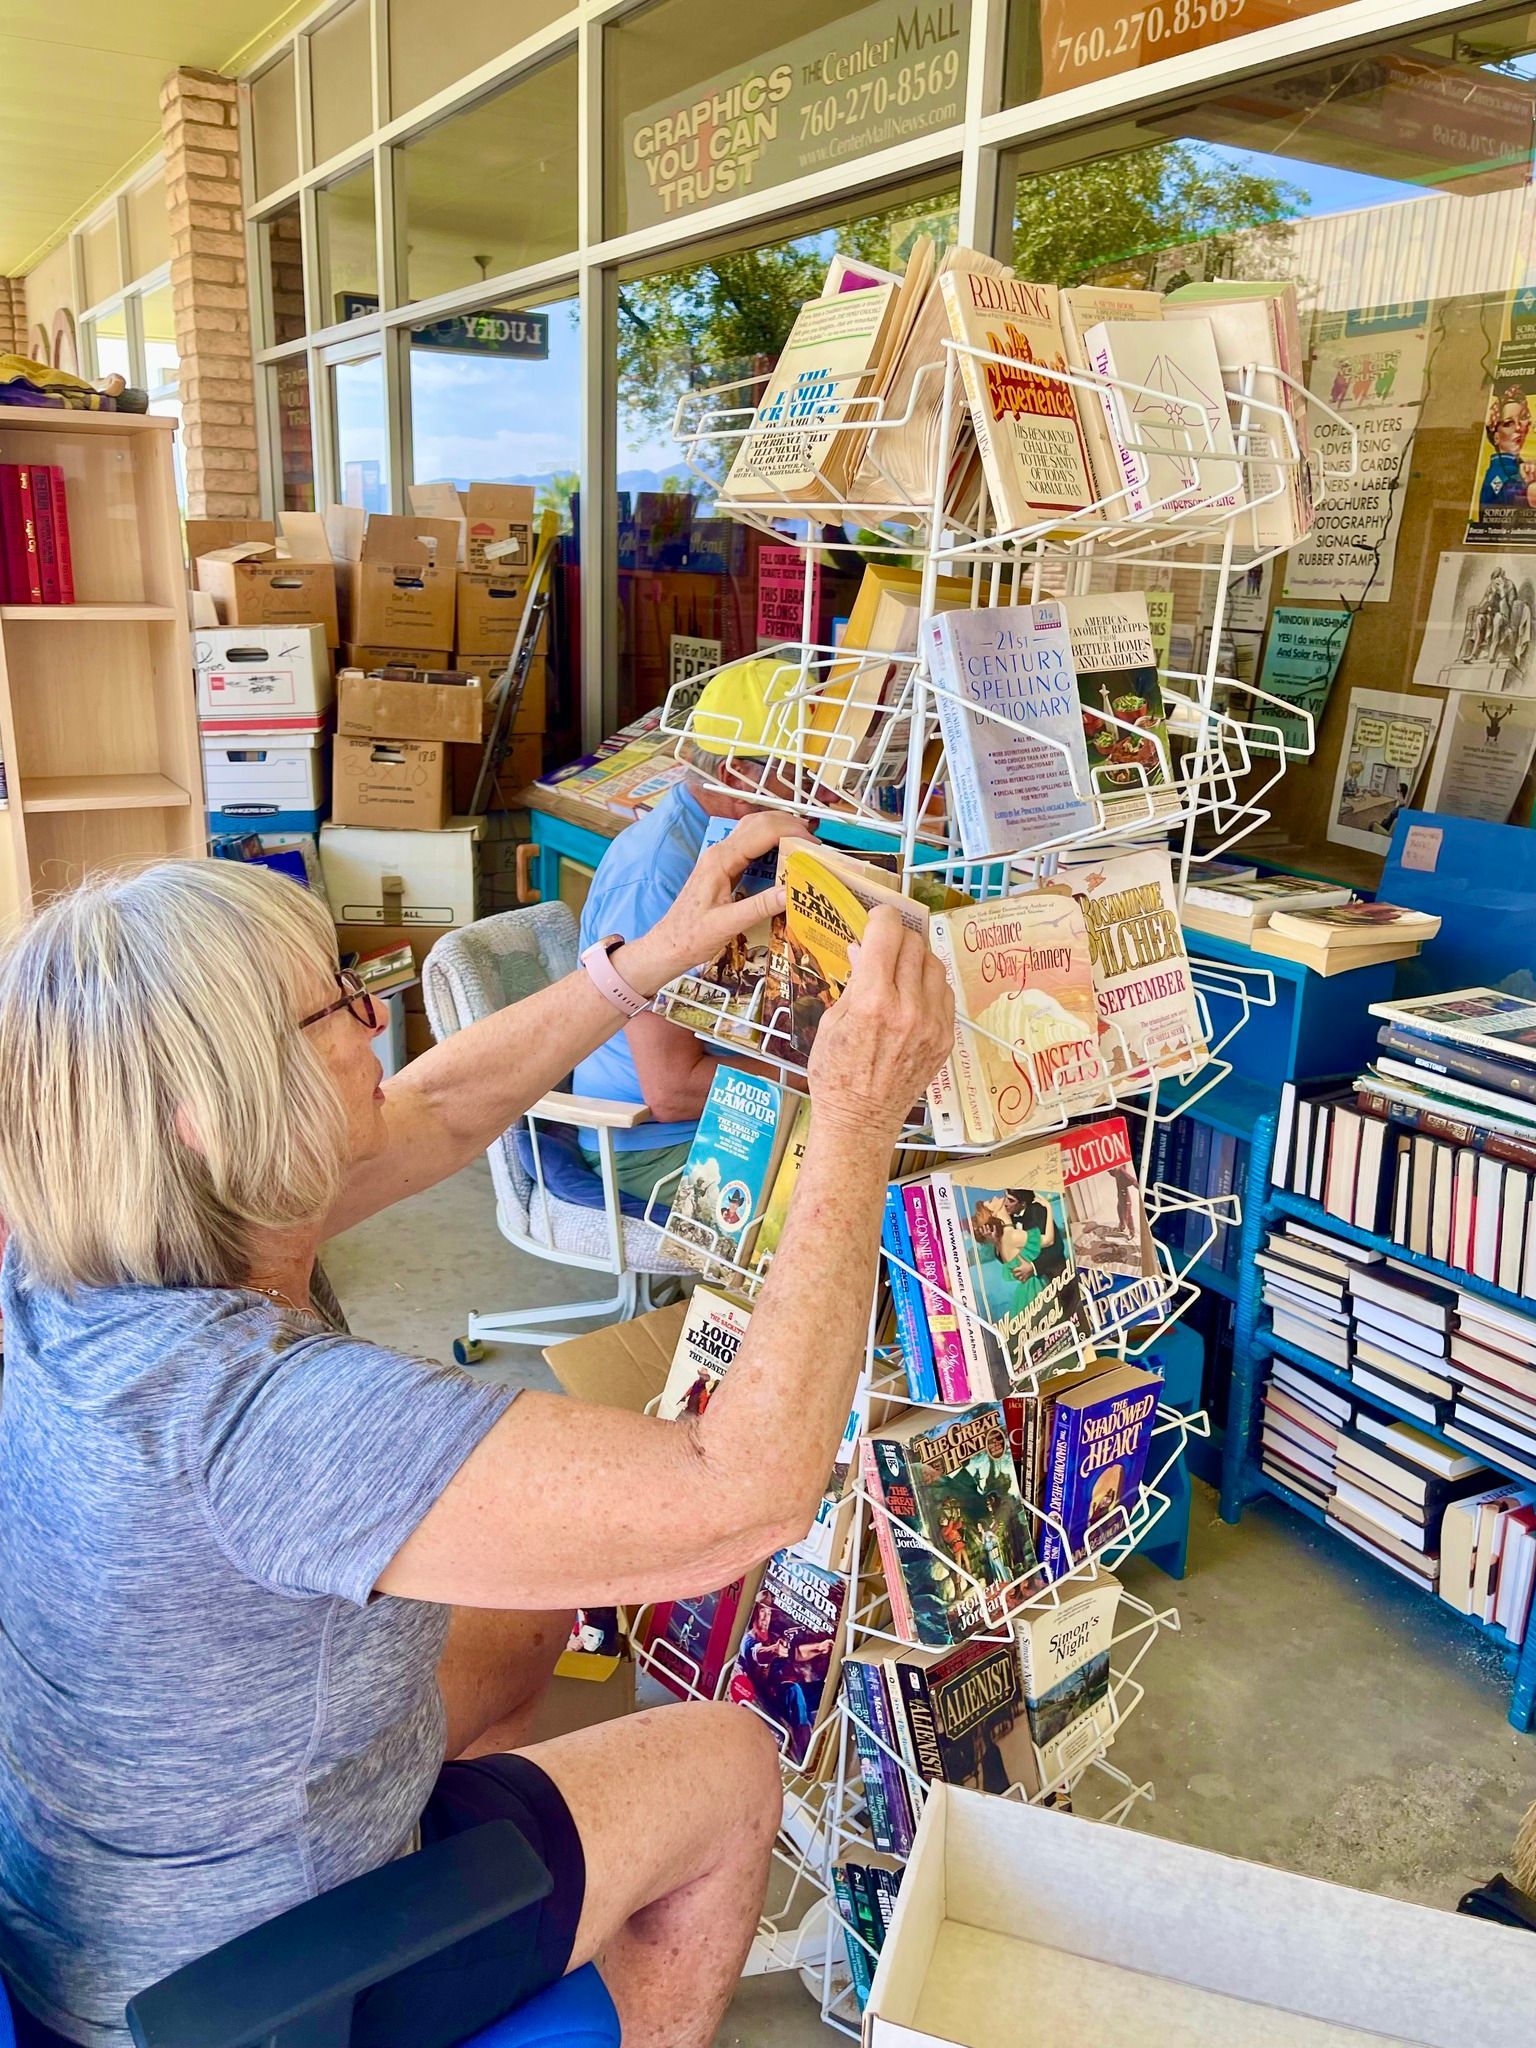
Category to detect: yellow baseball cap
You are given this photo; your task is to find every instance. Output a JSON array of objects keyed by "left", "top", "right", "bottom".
[{"left": 686, "top": 656, "right": 804, "bottom": 761}]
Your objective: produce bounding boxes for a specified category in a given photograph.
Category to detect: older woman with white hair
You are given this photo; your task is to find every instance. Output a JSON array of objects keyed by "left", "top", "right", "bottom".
[{"left": 0, "top": 830, "right": 953, "bottom": 2048}]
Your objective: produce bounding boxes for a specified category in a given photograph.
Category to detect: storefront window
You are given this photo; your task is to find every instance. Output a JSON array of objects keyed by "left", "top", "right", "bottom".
[
  {"left": 273, "top": 359, "right": 317, "bottom": 513},
  {"left": 604, "top": 0, "right": 968, "bottom": 239},
  {"left": 90, "top": 304, "right": 131, "bottom": 383},
  {"left": 333, "top": 354, "right": 388, "bottom": 511},
  {"left": 1003, "top": 0, "right": 1356, "bottom": 106},
  {"left": 140, "top": 284, "right": 177, "bottom": 395},
  {"left": 317, "top": 164, "right": 379, "bottom": 326},
  {"left": 251, "top": 50, "right": 300, "bottom": 201},
  {"left": 259, "top": 200, "right": 307, "bottom": 347},
  {"left": 388, "top": 0, "right": 571, "bottom": 120},
  {"left": 1006, "top": 7, "right": 1536, "bottom": 871},
  {"left": 310, "top": 0, "right": 374, "bottom": 166},
  {"left": 81, "top": 215, "right": 121, "bottom": 312},
  {"left": 612, "top": 184, "right": 959, "bottom": 724},
  {"left": 397, "top": 55, "right": 580, "bottom": 303},
  {"left": 127, "top": 171, "right": 170, "bottom": 277}
]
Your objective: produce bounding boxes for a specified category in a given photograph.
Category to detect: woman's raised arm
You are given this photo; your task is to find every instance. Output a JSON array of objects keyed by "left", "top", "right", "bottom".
[
  {"left": 322, "top": 810, "right": 803, "bottom": 1240},
  {"left": 374, "top": 911, "right": 954, "bottom": 1609}
]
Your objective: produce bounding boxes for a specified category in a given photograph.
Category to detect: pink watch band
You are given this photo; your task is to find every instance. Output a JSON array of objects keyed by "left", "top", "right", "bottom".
[{"left": 581, "top": 934, "right": 651, "bottom": 1018}]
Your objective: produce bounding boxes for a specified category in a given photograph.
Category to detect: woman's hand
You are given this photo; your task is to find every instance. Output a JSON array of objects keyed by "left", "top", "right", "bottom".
[
  {"left": 807, "top": 905, "right": 954, "bottom": 1146},
  {"left": 617, "top": 811, "right": 809, "bottom": 998}
]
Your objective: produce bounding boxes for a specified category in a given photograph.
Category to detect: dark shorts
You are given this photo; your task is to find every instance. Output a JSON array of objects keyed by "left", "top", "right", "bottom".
[
  {"left": 353, "top": 1752, "right": 588, "bottom": 2048},
  {"left": 10, "top": 1756, "right": 587, "bottom": 2048}
]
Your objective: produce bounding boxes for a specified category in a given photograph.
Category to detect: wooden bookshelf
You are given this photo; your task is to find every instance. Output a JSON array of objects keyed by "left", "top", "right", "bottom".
[{"left": 0, "top": 408, "right": 203, "bottom": 923}]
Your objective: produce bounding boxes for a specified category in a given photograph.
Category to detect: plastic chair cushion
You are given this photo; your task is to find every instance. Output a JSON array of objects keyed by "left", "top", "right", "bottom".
[
  {"left": 512, "top": 1124, "right": 652, "bottom": 1222},
  {"left": 468, "top": 1963, "right": 621, "bottom": 2046}
]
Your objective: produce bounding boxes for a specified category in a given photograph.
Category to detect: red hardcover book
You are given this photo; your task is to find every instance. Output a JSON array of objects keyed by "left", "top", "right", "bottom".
[
  {"left": 30, "top": 467, "right": 61, "bottom": 603},
  {"left": 49, "top": 467, "right": 75, "bottom": 604},
  {"left": 0, "top": 466, "right": 26, "bottom": 602},
  {"left": 13, "top": 467, "right": 44, "bottom": 604}
]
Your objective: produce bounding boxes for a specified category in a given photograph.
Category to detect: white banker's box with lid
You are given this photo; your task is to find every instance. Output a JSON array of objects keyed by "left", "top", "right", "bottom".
[{"left": 865, "top": 1785, "right": 1536, "bottom": 2047}]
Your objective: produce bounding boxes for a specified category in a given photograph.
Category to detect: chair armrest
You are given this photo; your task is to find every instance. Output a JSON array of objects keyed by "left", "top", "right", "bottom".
[
  {"left": 127, "top": 1823, "right": 550, "bottom": 2048},
  {"left": 530, "top": 1091, "right": 654, "bottom": 1131}
]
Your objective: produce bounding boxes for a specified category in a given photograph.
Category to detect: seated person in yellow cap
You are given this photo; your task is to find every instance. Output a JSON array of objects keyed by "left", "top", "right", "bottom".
[{"left": 574, "top": 659, "right": 802, "bottom": 1202}]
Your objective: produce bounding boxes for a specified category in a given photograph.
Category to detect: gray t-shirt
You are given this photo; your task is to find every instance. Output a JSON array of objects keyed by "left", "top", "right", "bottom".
[{"left": 0, "top": 1248, "right": 515, "bottom": 2044}]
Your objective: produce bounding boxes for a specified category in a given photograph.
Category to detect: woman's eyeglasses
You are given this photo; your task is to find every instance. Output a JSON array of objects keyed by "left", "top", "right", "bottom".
[{"left": 299, "top": 969, "right": 384, "bottom": 1033}]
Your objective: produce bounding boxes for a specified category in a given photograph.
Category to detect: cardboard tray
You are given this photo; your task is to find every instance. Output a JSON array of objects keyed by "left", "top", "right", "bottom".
[{"left": 866, "top": 1785, "right": 1536, "bottom": 2047}]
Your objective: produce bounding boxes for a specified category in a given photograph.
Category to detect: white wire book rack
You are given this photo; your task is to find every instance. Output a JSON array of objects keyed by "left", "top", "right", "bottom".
[{"left": 634, "top": 312, "right": 1351, "bottom": 2029}]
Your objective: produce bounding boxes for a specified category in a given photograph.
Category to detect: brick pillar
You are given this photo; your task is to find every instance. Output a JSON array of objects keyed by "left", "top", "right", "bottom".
[
  {"left": 0, "top": 279, "right": 27, "bottom": 356},
  {"left": 159, "top": 67, "right": 261, "bottom": 519}
]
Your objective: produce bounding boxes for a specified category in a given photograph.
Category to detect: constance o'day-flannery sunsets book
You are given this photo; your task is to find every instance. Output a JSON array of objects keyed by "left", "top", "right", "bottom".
[{"left": 929, "top": 890, "right": 1104, "bottom": 1144}]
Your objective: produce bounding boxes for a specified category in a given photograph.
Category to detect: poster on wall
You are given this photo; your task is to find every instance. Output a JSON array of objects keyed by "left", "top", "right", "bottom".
[
  {"left": 1465, "top": 305, "right": 1536, "bottom": 546},
  {"left": 1327, "top": 687, "right": 1443, "bottom": 854},
  {"left": 1255, "top": 605, "right": 1353, "bottom": 754},
  {"left": 1144, "top": 588, "right": 1174, "bottom": 673},
  {"left": 1282, "top": 309, "right": 1429, "bottom": 608},
  {"left": 1423, "top": 690, "right": 1536, "bottom": 823},
  {"left": 1197, "top": 558, "right": 1274, "bottom": 693},
  {"left": 623, "top": 0, "right": 969, "bottom": 231},
  {"left": 1412, "top": 551, "right": 1536, "bottom": 696},
  {"left": 668, "top": 634, "right": 724, "bottom": 714},
  {"left": 756, "top": 545, "right": 821, "bottom": 647}
]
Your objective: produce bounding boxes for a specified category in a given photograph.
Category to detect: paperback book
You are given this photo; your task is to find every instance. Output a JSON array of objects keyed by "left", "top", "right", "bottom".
[
  {"left": 925, "top": 602, "right": 1097, "bottom": 859},
  {"left": 1082, "top": 316, "right": 1243, "bottom": 521},
  {"left": 1058, "top": 285, "right": 1163, "bottom": 507},
  {"left": 721, "top": 283, "right": 898, "bottom": 502},
  {"left": 638, "top": 1571, "right": 758, "bottom": 1702},
  {"left": 937, "top": 271, "right": 1096, "bottom": 526},
  {"left": 1059, "top": 592, "right": 1178, "bottom": 828},
  {"left": 937, "top": 1140, "right": 1088, "bottom": 1389},
  {"left": 728, "top": 1549, "right": 846, "bottom": 1765},
  {"left": 1059, "top": 1116, "right": 1162, "bottom": 1338},
  {"left": 864, "top": 1402, "right": 1036, "bottom": 1648},
  {"left": 1368, "top": 988, "right": 1536, "bottom": 1069},
  {"left": 1014, "top": 1561, "right": 1122, "bottom": 1784},
  {"left": 776, "top": 842, "right": 929, "bottom": 1067},
  {"left": 665, "top": 1068, "right": 795, "bottom": 1280},
  {"left": 930, "top": 890, "right": 1104, "bottom": 1144},
  {"left": 891, "top": 1631, "right": 1044, "bottom": 1804},
  {"left": 657, "top": 1286, "right": 754, "bottom": 1420},
  {"left": 1040, "top": 1362, "right": 1163, "bottom": 1581},
  {"left": 666, "top": 818, "right": 781, "bottom": 1045},
  {"left": 751, "top": 1096, "right": 811, "bottom": 1274},
  {"left": 1057, "top": 846, "right": 1207, "bottom": 1085}
]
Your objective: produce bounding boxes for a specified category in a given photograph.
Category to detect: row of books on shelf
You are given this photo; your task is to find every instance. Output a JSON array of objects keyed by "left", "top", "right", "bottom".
[
  {"left": 0, "top": 463, "right": 75, "bottom": 604},
  {"left": 668, "top": 833, "right": 1210, "bottom": 1148},
  {"left": 1259, "top": 1352, "right": 1536, "bottom": 1643},
  {"left": 1257, "top": 1213, "right": 1536, "bottom": 1490},
  {"left": 1274, "top": 985, "right": 1536, "bottom": 1296},
  {"left": 719, "top": 238, "right": 1312, "bottom": 550},
  {"left": 1147, "top": 1115, "right": 1250, "bottom": 1278},
  {"left": 834, "top": 1561, "right": 1122, "bottom": 2007},
  {"left": 533, "top": 707, "right": 689, "bottom": 818},
  {"left": 665, "top": 1056, "right": 1168, "bottom": 1390}
]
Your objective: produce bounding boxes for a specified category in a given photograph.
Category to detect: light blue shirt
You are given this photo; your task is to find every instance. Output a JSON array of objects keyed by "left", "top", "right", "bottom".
[{"left": 575, "top": 777, "right": 710, "bottom": 1151}]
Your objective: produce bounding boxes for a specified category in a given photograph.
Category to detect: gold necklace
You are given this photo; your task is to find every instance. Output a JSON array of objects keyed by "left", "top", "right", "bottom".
[{"left": 252, "top": 1283, "right": 312, "bottom": 1317}]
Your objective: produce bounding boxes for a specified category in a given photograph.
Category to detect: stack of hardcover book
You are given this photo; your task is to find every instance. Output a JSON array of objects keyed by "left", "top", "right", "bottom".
[
  {"left": 1250, "top": 902, "right": 1440, "bottom": 977},
  {"left": 0, "top": 462, "right": 75, "bottom": 603}
]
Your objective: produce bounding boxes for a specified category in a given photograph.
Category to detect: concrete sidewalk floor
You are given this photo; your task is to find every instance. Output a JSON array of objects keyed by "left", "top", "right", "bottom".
[{"left": 327, "top": 1161, "right": 1536, "bottom": 2045}]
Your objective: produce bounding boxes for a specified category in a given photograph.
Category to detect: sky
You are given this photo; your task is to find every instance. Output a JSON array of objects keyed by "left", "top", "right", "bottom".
[{"left": 353, "top": 140, "right": 1435, "bottom": 494}]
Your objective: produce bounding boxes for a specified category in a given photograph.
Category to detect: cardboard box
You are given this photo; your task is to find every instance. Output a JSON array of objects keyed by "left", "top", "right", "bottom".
[
  {"left": 456, "top": 569, "right": 533, "bottom": 658},
  {"left": 866, "top": 1784, "right": 1536, "bottom": 2047},
  {"left": 543, "top": 1302, "right": 686, "bottom": 1414},
  {"left": 203, "top": 728, "right": 328, "bottom": 835},
  {"left": 320, "top": 817, "right": 484, "bottom": 931},
  {"left": 452, "top": 651, "right": 548, "bottom": 733},
  {"left": 449, "top": 734, "right": 541, "bottom": 813},
  {"left": 194, "top": 624, "right": 333, "bottom": 725},
  {"left": 335, "top": 921, "right": 440, "bottom": 972},
  {"left": 332, "top": 513, "right": 459, "bottom": 651},
  {"left": 408, "top": 481, "right": 534, "bottom": 571},
  {"left": 337, "top": 667, "right": 484, "bottom": 746},
  {"left": 333, "top": 735, "right": 449, "bottom": 831},
  {"left": 195, "top": 545, "right": 339, "bottom": 647},
  {"left": 343, "top": 644, "right": 453, "bottom": 673}
]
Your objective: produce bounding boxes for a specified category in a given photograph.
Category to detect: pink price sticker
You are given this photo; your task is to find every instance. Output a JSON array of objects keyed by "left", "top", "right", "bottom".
[{"left": 1400, "top": 824, "right": 1442, "bottom": 873}]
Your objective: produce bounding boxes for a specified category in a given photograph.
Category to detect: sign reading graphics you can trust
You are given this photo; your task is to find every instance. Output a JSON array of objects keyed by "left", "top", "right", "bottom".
[{"left": 623, "top": 0, "right": 969, "bottom": 230}]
